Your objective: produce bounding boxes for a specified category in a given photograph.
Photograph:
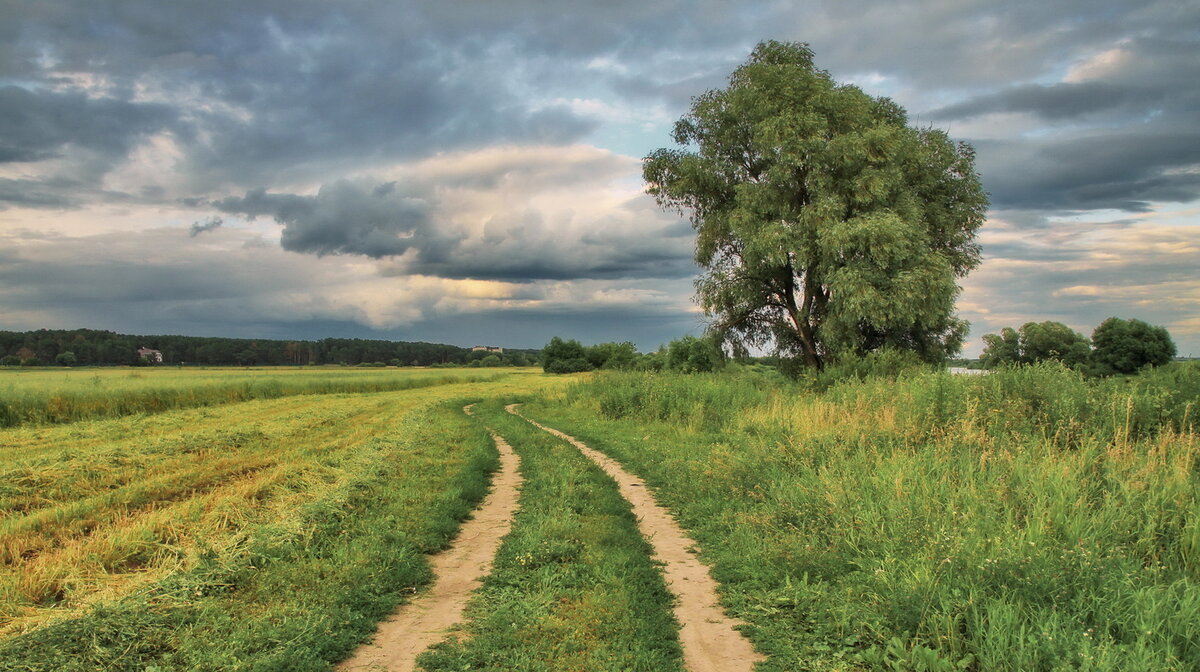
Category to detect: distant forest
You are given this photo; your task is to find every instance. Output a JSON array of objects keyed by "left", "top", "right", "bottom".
[{"left": 0, "top": 329, "right": 539, "bottom": 367}]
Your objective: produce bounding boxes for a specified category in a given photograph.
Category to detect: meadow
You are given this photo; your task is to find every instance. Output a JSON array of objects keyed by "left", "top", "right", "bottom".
[
  {"left": 2, "top": 362, "right": 1197, "bottom": 670},
  {"left": 522, "top": 362, "right": 1200, "bottom": 671}
]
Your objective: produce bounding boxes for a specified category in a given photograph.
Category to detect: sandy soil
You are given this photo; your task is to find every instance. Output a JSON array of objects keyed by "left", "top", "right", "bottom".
[
  {"left": 337, "top": 405, "right": 523, "bottom": 672},
  {"left": 508, "top": 404, "right": 764, "bottom": 672}
]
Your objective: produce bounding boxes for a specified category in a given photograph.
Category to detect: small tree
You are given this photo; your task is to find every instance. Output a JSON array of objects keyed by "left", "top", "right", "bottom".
[
  {"left": 55, "top": 351, "right": 78, "bottom": 367},
  {"left": 1090, "top": 317, "right": 1175, "bottom": 375}
]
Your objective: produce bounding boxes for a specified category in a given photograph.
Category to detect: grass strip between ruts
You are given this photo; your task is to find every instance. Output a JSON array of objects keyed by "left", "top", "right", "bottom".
[
  {"left": 417, "top": 399, "right": 685, "bottom": 672},
  {"left": 0, "top": 398, "right": 497, "bottom": 672}
]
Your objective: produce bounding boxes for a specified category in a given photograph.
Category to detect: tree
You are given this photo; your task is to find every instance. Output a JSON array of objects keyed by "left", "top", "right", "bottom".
[
  {"left": 1090, "top": 317, "right": 1175, "bottom": 375},
  {"left": 980, "top": 321, "right": 1090, "bottom": 369},
  {"left": 980, "top": 327, "right": 1021, "bottom": 368},
  {"left": 666, "top": 335, "right": 725, "bottom": 373},
  {"left": 1019, "top": 321, "right": 1090, "bottom": 368},
  {"left": 541, "top": 337, "right": 593, "bottom": 374},
  {"left": 643, "top": 41, "right": 987, "bottom": 371},
  {"left": 585, "top": 341, "right": 639, "bottom": 370},
  {"left": 55, "top": 351, "right": 78, "bottom": 367}
]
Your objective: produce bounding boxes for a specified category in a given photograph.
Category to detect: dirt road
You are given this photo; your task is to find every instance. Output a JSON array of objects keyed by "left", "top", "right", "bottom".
[
  {"left": 508, "top": 404, "right": 763, "bottom": 672},
  {"left": 337, "top": 405, "right": 523, "bottom": 672}
]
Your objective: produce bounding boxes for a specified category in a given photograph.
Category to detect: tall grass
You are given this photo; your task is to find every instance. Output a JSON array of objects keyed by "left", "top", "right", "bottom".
[
  {"left": 530, "top": 361, "right": 1200, "bottom": 671},
  {"left": 0, "top": 367, "right": 525, "bottom": 427}
]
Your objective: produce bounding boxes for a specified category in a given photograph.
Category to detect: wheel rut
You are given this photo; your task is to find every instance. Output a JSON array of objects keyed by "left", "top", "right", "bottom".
[
  {"left": 507, "top": 403, "right": 764, "bottom": 672},
  {"left": 338, "top": 404, "right": 522, "bottom": 672}
]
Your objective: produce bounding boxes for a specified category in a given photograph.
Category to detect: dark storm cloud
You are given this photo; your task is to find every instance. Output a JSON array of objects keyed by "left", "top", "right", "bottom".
[
  {"left": 3, "top": 1, "right": 596, "bottom": 201},
  {"left": 214, "top": 182, "right": 440, "bottom": 258},
  {"left": 4, "top": 0, "right": 1197, "bottom": 218},
  {"left": 928, "top": 82, "right": 1162, "bottom": 121},
  {"left": 214, "top": 177, "right": 695, "bottom": 281},
  {"left": 977, "top": 130, "right": 1200, "bottom": 212},
  {"left": 0, "top": 86, "right": 176, "bottom": 164},
  {"left": 0, "top": 177, "right": 76, "bottom": 209},
  {"left": 0, "top": 230, "right": 305, "bottom": 306},
  {"left": 401, "top": 219, "right": 696, "bottom": 282}
]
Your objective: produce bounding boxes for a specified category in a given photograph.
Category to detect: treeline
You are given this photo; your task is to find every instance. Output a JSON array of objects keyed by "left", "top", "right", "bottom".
[
  {"left": 541, "top": 335, "right": 727, "bottom": 374},
  {"left": 980, "top": 317, "right": 1177, "bottom": 376},
  {"left": 0, "top": 329, "right": 539, "bottom": 367}
]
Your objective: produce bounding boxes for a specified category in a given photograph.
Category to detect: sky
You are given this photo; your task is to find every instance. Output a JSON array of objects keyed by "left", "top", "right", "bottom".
[{"left": 1, "top": 1, "right": 1197, "bottom": 356}]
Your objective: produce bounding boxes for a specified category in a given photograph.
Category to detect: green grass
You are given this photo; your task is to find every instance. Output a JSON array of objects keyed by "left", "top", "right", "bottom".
[
  {"left": 0, "top": 366, "right": 537, "bottom": 427},
  {"left": 417, "top": 399, "right": 685, "bottom": 672},
  {"left": 0, "top": 397, "right": 500, "bottom": 671},
  {"left": 523, "top": 362, "right": 1200, "bottom": 671}
]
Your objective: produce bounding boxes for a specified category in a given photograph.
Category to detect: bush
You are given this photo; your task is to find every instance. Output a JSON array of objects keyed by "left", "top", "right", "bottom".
[{"left": 545, "top": 357, "right": 591, "bottom": 374}]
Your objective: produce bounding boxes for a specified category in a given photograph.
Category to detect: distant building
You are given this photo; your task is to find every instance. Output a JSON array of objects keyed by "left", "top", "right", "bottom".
[
  {"left": 137, "top": 347, "right": 163, "bottom": 363},
  {"left": 471, "top": 345, "right": 504, "bottom": 354}
]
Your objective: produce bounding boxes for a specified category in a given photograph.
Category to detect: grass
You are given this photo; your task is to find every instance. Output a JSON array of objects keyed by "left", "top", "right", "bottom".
[
  {"left": 0, "top": 366, "right": 539, "bottom": 427},
  {"left": 417, "top": 399, "right": 684, "bottom": 672},
  {"left": 523, "top": 362, "right": 1200, "bottom": 671},
  {"left": 4, "top": 361, "right": 1196, "bottom": 670},
  {"left": 0, "top": 373, "right": 567, "bottom": 670}
]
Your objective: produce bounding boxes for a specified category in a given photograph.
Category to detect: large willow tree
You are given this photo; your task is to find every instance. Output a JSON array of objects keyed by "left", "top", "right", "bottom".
[{"left": 644, "top": 41, "right": 988, "bottom": 370}]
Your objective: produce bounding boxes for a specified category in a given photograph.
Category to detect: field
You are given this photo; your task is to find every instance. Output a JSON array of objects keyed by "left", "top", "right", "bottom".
[
  {"left": 0, "top": 366, "right": 512, "bottom": 427},
  {"left": 1, "top": 363, "right": 1198, "bottom": 670}
]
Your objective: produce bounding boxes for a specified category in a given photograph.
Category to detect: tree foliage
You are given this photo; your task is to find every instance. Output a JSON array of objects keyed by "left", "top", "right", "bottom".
[
  {"left": 541, "top": 337, "right": 593, "bottom": 374},
  {"left": 666, "top": 335, "right": 725, "bottom": 373},
  {"left": 980, "top": 321, "right": 1090, "bottom": 369},
  {"left": 1090, "top": 317, "right": 1176, "bottom": 375},
  {"left": 644, "top": 41, "right": 987, "bottom": 371}
]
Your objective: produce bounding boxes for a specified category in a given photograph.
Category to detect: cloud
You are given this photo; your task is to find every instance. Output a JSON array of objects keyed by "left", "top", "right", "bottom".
[
  {"left": 959, "top": 216, "right": 1200, "bottom": 355},
  {"left": 188, "top": 215, "right": 223, "bottom": 237},
  {"left": 207, "top": 145, "right": 696, "bottom": 281},
  {"left": 977, "top": 130, "right": 1200, "bottom": 212},
  {"left": 214, "top": 181, "right": 441, "bottom": 258},
  {"left": 928, "top": 82, "right": 1162, "bottom": 121},
  {"left": 0, "top": 177, "right": 77, "bottom": 209},
  {"left": 0, "top": 226, "right": 699, "bottom": 348},
  {"left": 0, "top": 86, "right": 176, "bottom": 164},
  {"left": 2, "top": 0, "right": 1198, "bottom": 354}
]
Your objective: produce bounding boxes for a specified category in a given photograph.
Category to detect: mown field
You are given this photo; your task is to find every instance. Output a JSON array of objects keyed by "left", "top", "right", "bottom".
[
  {"left": 2, "top": 362, "right": 1198, "bottom": 671},
  {"left": 0, "top": 367, "right": 555, "bottom": 670},
  {"left": 0, "top": 366, "right": 518, "bottom": 427}
]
